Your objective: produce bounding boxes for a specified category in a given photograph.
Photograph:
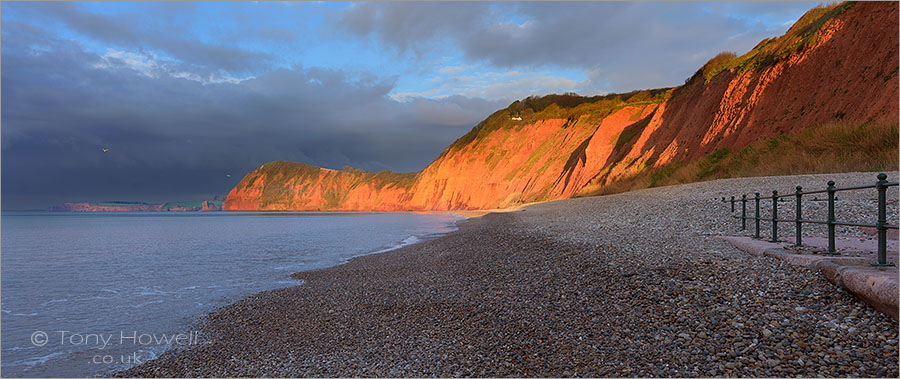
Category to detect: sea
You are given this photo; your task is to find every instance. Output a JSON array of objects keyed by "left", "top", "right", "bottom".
[{"left": 0, "top": 211, "right": 463, "bottom": 377}]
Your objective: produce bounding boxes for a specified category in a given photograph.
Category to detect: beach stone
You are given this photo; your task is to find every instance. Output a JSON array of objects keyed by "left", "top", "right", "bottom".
[{"left": 116, "top": 172, "right": 900, "bottom": 378}]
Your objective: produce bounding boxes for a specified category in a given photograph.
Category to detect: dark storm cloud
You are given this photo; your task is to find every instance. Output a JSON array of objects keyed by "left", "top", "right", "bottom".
[
  {"left": 1, "top": 1, "right": 821, "bottom": 210},
  {"left": 337, "top": 1, "right": 818, "bottom": 92},
  {"left": 20, "top": 1, "right": 271, "bottom": 72},
  {"left": 1, "top": 22, "right": 504, "bottom": 209},
  {"left": 339, "top": 2, "right": 488, "bottom": 56}
]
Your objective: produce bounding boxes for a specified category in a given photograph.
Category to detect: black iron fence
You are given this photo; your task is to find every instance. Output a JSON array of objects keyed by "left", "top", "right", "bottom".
[{"left": 722, "top": 173, "right": 898, "bottom": 266}]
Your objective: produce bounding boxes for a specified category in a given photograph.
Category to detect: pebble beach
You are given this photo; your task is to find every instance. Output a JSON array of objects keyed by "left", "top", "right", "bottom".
[{"left": 120, "top": 172, "right": 900, "bottom": 377}]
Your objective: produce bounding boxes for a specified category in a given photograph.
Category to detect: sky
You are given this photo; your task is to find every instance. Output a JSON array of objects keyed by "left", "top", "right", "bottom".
[{"left": 1, "top": 1, "right": 821, "bottom": 209}]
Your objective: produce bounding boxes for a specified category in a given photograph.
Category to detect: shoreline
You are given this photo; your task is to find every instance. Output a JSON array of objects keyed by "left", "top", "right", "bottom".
[
  {"left": 98, "top": 211, "right": 468, "bottom": 377},
  {"left": 109, "top": 208, "right": 514, "bottom": 378},
  {"left": 444, "top": 202, "right": 533, "bottom": 219},
  {"left": 119, "top": 172, "right": 898, "bottom": 377},
  {"left": 332, "top": 213, "right": 469, "bottom": 269}
]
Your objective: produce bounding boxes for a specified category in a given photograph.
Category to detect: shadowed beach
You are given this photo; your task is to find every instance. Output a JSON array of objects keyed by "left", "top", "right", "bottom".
[{"left": 120, "top": 173, "right": 899, "bottom": 377}]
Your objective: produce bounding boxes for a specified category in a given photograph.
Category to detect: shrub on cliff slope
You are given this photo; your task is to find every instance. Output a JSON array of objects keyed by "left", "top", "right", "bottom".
[
  {"left": 589, "top": 117, "right": 899, "bottom": 196},
  {"left": 690, "top": 52, "right": 739, "bottom": 83},
  {"left": 688, "top": 2, "right": 852, "bottom": 84}
]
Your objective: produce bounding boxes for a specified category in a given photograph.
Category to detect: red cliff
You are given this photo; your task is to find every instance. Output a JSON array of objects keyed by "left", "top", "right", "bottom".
[
  {"left": 225, "top": 161, "right": 415, "bottom": 211},
  {"left": 224, "top": 2, "right": 899, "bottom": 212}
]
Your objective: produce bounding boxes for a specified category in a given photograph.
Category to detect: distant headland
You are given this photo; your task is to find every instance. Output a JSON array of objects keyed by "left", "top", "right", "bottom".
[{"left": 47, "top": 200, "right": 223, "bottom": 212}]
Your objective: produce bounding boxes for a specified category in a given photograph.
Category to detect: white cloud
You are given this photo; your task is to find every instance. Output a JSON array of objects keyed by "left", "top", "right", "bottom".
[
  {"left": 459, "top": 75, "right": 587, "bottom": 99},
  {"left": 397, "top": 68, "right": 590, "bottom": 101},
  {"left": 92, "top": 49, "right": 161, "bottom": 78},
  {"left": 437, "top": 64, "right": 472, "bottom": 74},
  {"left": 92, "top": 48, "right": 256, "bottom": 85}
]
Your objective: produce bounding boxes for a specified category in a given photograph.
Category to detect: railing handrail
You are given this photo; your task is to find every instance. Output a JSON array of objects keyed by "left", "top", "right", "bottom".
[
  {"left": 736, "top": 181, "right": 899, "bottom": 200},
  {"left": 732, "top": 215, "right": 900, "bottom": 229},
  {"left": 720, "top": 173, "right": 897, "bottom": 267}
]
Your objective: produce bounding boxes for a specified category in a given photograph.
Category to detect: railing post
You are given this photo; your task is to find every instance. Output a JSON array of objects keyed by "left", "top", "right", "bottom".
[
  {"left": 731, "top": 196, "right": 735, "bottom": 213},
  {"left": 771, "top": 190, "right": 779, "bottom": 242},
  {"left": 825, "top": 181, "right": 838, "bottom": 255},
  {"left": 754, "top": 192, "right": 760, "bottom": 238},
  {"left": 795, "top": 186, "right": 803, "bottom": 247},
  {"left": 873, "top": 173, "right": 894, "bottom": 266},
  {"left": 741, "top": 194, "right": 747, "bottom": 231}
]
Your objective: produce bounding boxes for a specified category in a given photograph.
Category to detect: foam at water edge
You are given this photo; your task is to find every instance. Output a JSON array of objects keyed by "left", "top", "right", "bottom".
[
  {"left": 333, "top": 219, "right": 460, "bottom": 267},
  {"left": 9, "top": 352, "right": 66, "bottom": 368}
]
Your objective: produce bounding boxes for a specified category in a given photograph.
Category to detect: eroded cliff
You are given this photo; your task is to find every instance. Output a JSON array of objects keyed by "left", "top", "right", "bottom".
[
  {"left": 225, "top": 161, "right": 416, "bottom": 211},
  {"left": 225, "top": 2, "right": 899, "bottom": 211}
]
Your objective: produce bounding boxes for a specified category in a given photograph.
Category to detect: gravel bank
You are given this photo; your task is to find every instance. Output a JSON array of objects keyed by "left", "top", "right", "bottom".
[{"left": 120, "top": 172, "right": 899, "bottom": 377}]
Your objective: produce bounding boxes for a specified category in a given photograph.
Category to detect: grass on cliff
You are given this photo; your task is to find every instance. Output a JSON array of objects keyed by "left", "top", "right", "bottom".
[
  {"left": 587, "top": 117, "right": 899, "bottom": 196},
  {"left": 250, "top": 161, "right": 418, "bottom": 209},
  {"left": 440, "top": 89, "right": 672, "bottom": 160},
  {"left": 687, "top": 2, "right": 852, "bottom": 84},
  {"left": 341, "top": 166, "right": 418, "bottom": 190},
  {"left": 697, "top": 52, "right": 739, "bottom": 82}
]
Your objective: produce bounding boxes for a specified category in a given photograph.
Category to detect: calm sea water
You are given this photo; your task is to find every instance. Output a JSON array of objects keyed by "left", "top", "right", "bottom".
[{"left": 0, "top": 211, "right": 462, "bottom": 377}]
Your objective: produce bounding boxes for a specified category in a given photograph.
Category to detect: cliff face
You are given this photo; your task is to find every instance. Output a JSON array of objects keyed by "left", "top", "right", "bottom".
[
  {"left": 224, "top": 2, "right": 899, "bottom": 212},
  {"left": 225, "top": 161, "right": 415, "bottom": 211},
  {"left": 407, "top": 103, "right": 663, "bottom": 209},
  {"left": 570, "top": 1, "right": 899, "bottom": 194}
]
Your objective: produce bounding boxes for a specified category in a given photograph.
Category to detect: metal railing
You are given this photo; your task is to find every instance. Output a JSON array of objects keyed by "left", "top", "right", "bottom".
[{"left": 722, "top": 173, "right": 898, "bottom": 267}]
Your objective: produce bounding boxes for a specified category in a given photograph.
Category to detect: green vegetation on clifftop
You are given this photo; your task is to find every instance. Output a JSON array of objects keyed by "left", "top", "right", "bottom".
[
  {"left": 689, "top": 2, "right": 853, "bottom": 84},
  {"left": 440, "top": 89, "right": 672, "bottom": 159}
]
